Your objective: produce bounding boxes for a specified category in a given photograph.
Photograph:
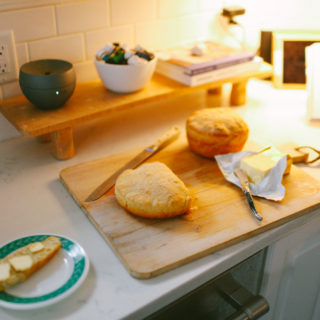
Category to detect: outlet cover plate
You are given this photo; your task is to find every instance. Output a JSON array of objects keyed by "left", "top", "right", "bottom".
[{"left": 0, "top": 30, "right": 18, "bottom": 84}]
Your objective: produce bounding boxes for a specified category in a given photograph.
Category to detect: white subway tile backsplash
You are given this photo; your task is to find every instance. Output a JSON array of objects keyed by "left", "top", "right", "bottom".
[
  {"left": 16, "top": 43, "right": 29, "bottom": 68},
  {"left": 0, "top": 6, "right": 56, "bottom": 42},
  {"left": 110, "top": 0, "right": 156, "bottom": 25},
  {"left": 157, "top": 0, "right": 178, "bottom": 19},
  {"left": 136, "top": 19, "right": 177, "bottom": 50},
  {"left": 2, "top": 81, "right": 22, "bottom": 100},
  {"left": 176, "top": 0, "right": 198, "bottom": 16},
  {"left": 177, "top": 14, "right": 207, "bottom": 43},
  {"left": 199, "top": 0, "right": 223, "bottom": 11},
  {"left": 0, "top": 0, "right": 62, "bottom": 11},
  {"left": 85, "top": 26, "right": 134, "bottom": 59},
  {"left": 28, "top": 34, "right": 85, "bottom": 63},
  {"left": 158, "top": 0, "right": 199, "bottom": 19},
  {"left": 73, "top": 60, "right": 99, "bottom": 83},
  {"left": 56, "top": 0, "right": 109, "bottom": 34},
  {"left": 199, "top": 11, "right": 221, "bottom": 40}
]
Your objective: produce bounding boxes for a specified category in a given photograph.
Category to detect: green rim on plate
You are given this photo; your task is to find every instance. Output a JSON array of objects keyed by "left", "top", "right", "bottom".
[{"left": 0, "top": 235, "right": 85, "bottom": 304}]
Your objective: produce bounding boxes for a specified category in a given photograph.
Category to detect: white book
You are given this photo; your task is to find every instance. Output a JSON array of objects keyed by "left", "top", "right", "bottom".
[
  {"left": 306, "top": 43, "right": 320, "bottom": 120},
  {"left": 155, "top": 57, "right": 263, "bottom": 87},
  {"left": 155, "top": 41, "right": 255, "bottom": 75}
]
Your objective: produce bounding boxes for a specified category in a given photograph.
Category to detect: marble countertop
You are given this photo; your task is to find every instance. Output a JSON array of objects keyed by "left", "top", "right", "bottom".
[{"left": 1, "top": 79, "right": 320, "bottom": 320}]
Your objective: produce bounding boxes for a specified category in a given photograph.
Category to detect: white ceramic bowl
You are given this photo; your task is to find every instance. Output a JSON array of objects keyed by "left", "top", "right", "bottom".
[{"left": 94, "top": 57, "right": 157, "bottom": 93}]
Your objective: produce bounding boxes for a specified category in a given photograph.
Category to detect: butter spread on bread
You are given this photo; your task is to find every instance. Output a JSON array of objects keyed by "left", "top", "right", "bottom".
[
  {"left": 0, "top": 236, "right": 61, "bottom": 291},
  {"left": 29, "top": 242, "right": 44, "bottom": 253},
  {"left": 9, "top": 255, "right": 33, "bottom": 272},
  {"left": 0, "top": 263, "right": 10, "bottom": 281}
]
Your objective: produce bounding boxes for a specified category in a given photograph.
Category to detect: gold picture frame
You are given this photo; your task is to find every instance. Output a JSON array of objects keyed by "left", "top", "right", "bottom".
[{"left": 272, "top": 30, "right": 320, "bottom": 89}]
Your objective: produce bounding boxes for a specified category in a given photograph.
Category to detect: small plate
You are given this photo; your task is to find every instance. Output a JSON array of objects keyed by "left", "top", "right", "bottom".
[{"left": 0, "top": 234, "right": 89, "bottom": 310}]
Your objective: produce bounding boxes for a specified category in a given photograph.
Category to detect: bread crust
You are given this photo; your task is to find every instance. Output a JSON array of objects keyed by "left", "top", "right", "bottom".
[
  {"left": 0, "top": 236, "right": 61, "bottom": 291},
  {"left": 115, "top": 162, "right": 191, "bottom": 218},
  {"left": 186, "top": 107, "right": 249, "bottom": 158}
]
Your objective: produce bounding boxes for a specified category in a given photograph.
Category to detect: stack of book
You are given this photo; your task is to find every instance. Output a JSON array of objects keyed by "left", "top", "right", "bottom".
[{"left": 155, "top": 41, "right": 261, "bottom": 87}]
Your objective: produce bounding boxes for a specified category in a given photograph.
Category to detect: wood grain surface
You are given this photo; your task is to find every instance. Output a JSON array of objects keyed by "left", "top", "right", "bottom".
[{"left": 60, "top": 137, "right": 320, "bottom": 279}]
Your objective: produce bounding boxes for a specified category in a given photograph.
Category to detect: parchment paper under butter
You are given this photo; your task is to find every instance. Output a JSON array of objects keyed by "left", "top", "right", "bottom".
[{"left": 215, "top": 150, "right": 287, "bottom": 201}]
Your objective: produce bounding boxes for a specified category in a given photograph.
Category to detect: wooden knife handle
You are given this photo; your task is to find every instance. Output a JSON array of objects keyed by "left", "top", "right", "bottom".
[{"left": 150, "top": 126, "right": 181, "bottom": 152}]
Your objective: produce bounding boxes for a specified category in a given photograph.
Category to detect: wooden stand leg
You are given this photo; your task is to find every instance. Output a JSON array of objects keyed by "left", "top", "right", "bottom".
[
  {"left": 36, "top": 133, "right": 51, "bottom": 143},
  {"left": 207, "top": 86, "right": 223, "bottom": 107},
  {"left": 207, "top": 86, "right": 223, "bottom": 95},
  {"left": 230, "top": 80, "right": 248, "bottom": 106},
  {"left": 51, "top": 127, "right": 75, "bottom": 160}
]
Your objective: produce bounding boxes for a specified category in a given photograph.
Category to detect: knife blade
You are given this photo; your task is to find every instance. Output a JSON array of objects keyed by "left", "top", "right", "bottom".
[
  {"left": 234, "top": 168, "right": 263, "bottom": 221},
  {"left": 85, "top": 126, "right": 181, "bottom": 202}
]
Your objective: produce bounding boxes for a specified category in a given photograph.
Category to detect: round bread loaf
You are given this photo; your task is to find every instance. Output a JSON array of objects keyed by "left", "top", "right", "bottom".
[
  {"left": 186, "top": 107, "right": 249, "bottom": 158},
  {"left": 115, "top": 161, "right": 191, "bottom": 218}
]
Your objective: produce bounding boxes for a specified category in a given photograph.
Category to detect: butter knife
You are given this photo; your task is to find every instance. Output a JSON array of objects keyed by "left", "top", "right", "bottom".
[
  {"left": 234, "top": 168, "right": 263, "bottom": 221},
  {"left": 85, "top": 126, "right": 181, "bottom": 202}
]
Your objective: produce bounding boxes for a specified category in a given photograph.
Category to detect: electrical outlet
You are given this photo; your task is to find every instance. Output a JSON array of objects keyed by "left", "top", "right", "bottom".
[
  {"left": 0, "top": 30, "right": 18, "bottom": 84},
  {"left": 0, "top": 61, "right": 9, "bottom": 73},
  {"left": 0, "top": 43, "right": 7, "bottom": 59}
]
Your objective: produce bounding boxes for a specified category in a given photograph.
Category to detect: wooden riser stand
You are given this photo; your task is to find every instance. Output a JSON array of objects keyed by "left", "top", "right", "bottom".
[{"left": 0, "top": 63, "right": 272, "bottom": 160}]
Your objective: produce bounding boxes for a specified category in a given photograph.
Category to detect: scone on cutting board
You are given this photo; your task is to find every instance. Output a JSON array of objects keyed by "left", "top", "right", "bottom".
[
  {"left": 0, "top": 236, "right": 61, "bottom": 291},
  {"left": 186, "top": 107, "right": 249, "bottom": 158},
  {"left": 115, "top": 161, "right": 191, "bottom": 218}
]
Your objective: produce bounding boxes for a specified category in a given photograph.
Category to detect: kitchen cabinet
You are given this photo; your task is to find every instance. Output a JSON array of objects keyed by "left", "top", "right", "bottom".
[
  {"left": 149, "top": 212, "right": 320, "bottom": 320},
  {"left": 260, "top": 212, "right": 320, "bottom": 320},
  {"left": 147, "top": 249, "right": 269, "bottom": 320}
]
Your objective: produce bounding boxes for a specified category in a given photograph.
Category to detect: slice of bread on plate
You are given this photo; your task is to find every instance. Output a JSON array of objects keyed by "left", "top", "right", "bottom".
[{"left": 0, "top": 236, "right": 61, "bottom": 291}]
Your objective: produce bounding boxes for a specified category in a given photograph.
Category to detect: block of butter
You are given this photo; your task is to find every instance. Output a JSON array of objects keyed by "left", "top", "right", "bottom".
[{"left": 240, "top": 147, "right": 292, "bottom": 185}]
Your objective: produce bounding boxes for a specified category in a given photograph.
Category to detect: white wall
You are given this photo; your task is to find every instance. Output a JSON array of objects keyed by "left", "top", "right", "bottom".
[{"left": 0, "top": 0, "right": 319, "bottom": 141}]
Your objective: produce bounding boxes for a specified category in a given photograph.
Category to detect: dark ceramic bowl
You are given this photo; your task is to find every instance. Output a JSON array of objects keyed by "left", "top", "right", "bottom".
[{"left": 19, "top": 59, "right": 76, "bottom": 110}]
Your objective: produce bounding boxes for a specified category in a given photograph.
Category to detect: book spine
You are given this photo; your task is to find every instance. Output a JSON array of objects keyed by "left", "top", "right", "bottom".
[
  {"left": 185, "top": 55, "right": 255, "bottom": 75},
  {"left": 156, "top": 60, "right": 261, "bottom": 87},
  {"left": 155, "top": 61, "right": 191, "bottom": 85},
  {"left": 186, "top": 51, "right": 256, "bottom": 73},
  {"left": 188, "top": 61, "right": 259, "bottom": 86}
]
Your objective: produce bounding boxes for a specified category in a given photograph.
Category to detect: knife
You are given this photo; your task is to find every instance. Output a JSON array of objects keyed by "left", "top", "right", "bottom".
[
  {"left": 85, "top": 126, "right": 181, "bottom": 202},
  {"left": 234, "top": 168, "right": 263, "bottom": 221}
]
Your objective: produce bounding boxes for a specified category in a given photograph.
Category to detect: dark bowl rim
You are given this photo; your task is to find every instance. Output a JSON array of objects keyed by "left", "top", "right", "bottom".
[
  {"left": 20, "top": 59, "right": 74, "bottom": 76},
  {"left": 19, "top": 82, "right": 76, "bottom": 90},
  {"left": 20, "top": 59, "right": 73, "bottom": 74}
]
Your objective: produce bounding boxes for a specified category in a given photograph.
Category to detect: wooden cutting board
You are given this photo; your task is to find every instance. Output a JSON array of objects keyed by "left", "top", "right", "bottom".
[{"left": 60, "top": 137, "right": 320, "bottom": 279}]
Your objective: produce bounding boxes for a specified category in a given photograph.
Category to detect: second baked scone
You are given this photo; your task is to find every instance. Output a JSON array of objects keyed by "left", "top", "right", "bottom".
[
  {"left": 115, "top": 161, "right": 191, "bottom": 218},
  {"left": 186, "top": 107, "right": 249, "bottom": 158}
]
